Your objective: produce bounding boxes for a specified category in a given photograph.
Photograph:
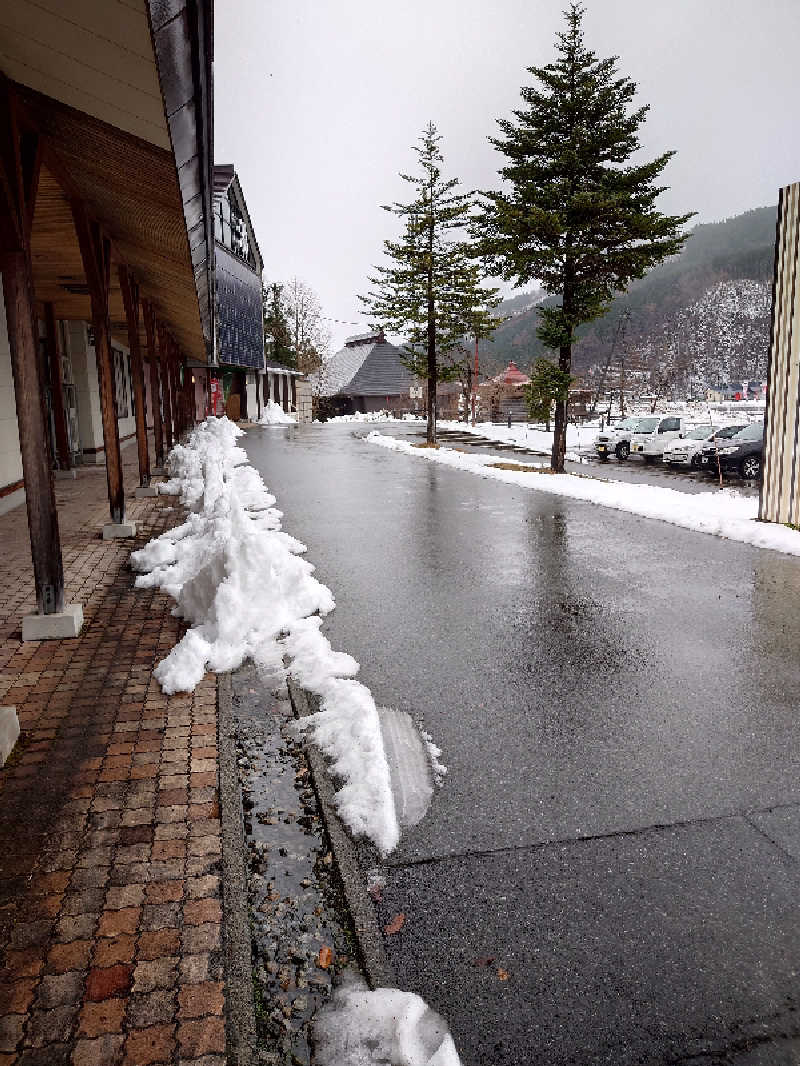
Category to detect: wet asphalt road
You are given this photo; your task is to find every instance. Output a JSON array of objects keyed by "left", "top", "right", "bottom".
[{"left": 244, "top": 422, "right": 800, "bottom": 1066}]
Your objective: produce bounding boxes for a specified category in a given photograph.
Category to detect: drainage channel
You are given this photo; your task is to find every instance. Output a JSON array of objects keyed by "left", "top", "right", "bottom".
[{"left": 230, "top": 663, "right": 361, "bottom": 1066}]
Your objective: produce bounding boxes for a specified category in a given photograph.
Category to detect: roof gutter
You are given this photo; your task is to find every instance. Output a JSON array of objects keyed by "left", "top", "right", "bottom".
[{"left": 147, "top": 0, "right": 215, "bottom": 364}]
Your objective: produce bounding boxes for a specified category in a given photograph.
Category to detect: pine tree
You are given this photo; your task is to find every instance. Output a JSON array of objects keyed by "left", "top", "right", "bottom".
[
  {"left": 361, "top": 123, "right": 499, "bottom": 444},
  {"left": 479, "top": 3, "right": 694, "bottom": 470},
  {"left": 262, "top": 283, "right": 295, "bottom": 369},
  {"left": 526, "top": 358, "right": 572, "bottom": 430}
]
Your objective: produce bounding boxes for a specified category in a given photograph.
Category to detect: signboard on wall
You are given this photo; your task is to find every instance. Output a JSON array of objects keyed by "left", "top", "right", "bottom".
[{"left": 210, "top": 378, "right": 222, "bottom": 415}]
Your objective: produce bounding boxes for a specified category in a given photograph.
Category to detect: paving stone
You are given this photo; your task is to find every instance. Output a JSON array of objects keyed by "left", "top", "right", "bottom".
[
  {"left": 78, "top": 998, "right": 126, "bottom": 1037},
  {"left": 33, "top": 971, "right": 84, "bottom": 1008},
  {"left": 177, "top": 982, "right": 224, "bottom": 1019},
  {"left": 183, "top": 899, "right": 221, "bottom": 926},
  {"left": 85, "top": 965, "right": 133, "bottom": 1002},
  {"left": 137, "top": 929, "right": 180, "bottom": 960},
  {"left": 126, "top": 989, "right": 177, "bottom": 1028},
  {"left": 177, "top": 1017, "right": 225, "bottom": 1058},
  {"left": 0, "top": 1012, "right": 25, "bottom": 1052},
  {"left": 131, "top": 957, "right": 178, "bottom": 994},
  {"left": 92, "top": 935, "right": 135, "bottom": 968},
  {"left": 97, "top": 908, "right": 140, "bottom": 938},
  {"left": 72, "top": 1034, "right": 124, "bottom": 1066},
  {"left": 45, "top": 939, "right": 92, "bottom": 973},
  {"left": 24, "top": 1004, "right": 77, "bottom": 1047},
  {"left": 122, "top": 1023, "right": 175, "bottom": 1065},
  {"left": 182, "top": 924, "right": 220, "bottom": 955}
]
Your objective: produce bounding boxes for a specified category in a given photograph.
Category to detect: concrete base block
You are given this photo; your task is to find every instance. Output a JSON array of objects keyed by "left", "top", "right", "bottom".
[
  {"left": 22, "top": 604, "right": 84, "bottom": 641},
  {"left": 135, "top": 486, "right": 159, "bottom": 498},
  {"left": 102, "top": 521, "right": 137, "bottom": 540},
  {"left": 0, "top": 707, "right": 20, "bottom": 767},
  {"left": 54, "top": 468, "right": 77, "bottom": 480}
]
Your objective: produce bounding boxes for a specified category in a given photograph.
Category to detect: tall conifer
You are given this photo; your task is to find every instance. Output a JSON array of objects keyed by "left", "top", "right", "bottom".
[
  {"left": 361, "top": 123, "right": 498, "bottom": 443},
  {"left": 479, "top": 3, "right": 693, "bottom": 470}
]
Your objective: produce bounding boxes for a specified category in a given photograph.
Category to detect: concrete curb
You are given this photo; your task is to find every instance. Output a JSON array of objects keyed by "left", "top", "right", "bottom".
[
  {"left": 287, "top": 679, "right": 396, "bottom": 990},
  {"left": 217, "top": 672, "right": 257, "bottom": 1065}
]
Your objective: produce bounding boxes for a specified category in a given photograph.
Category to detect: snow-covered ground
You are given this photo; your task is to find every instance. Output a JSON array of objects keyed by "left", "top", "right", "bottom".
[
  {"left": 317, "top": 411, "right": 424, "bottom": 424},
  {"left": 368, "top": 431, "right": 800, "bottom": 558},
  {"left": 131, "top": 417, "right": 400, "bottom": 854},
  {"left": 438, "top": 418, "right": 599, "bottom": 459}
]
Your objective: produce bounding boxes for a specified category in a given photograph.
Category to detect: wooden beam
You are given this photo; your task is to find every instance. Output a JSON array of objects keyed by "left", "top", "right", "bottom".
[
  {"left": 43, "top": 303, "right": 71, "bottom": 470},
  {"left": 290, "top": 375, "right": 297, "bottom": 413},
  {"left": 118, "top": 266, "right": 150, "bottom": 487},
  {"left": 158, "top": 321, "right": 174, "bottom": 449},
  {"left": 143, "top": 299, "right": 164, "bottom": 467},
  {"left": 281, "top": 374, "right": 289, "bottom": 413},
  {"left": 71, "top": 200, "right": 124, "bottom": 524},
  {"left": 0, "top": 84, "right": 64, "bottom": 615}
]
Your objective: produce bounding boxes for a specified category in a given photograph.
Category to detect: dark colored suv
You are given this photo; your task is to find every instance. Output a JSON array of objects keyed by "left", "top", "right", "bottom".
[{"left": 702, "top": 422, "right": 764, "bottom": 480}]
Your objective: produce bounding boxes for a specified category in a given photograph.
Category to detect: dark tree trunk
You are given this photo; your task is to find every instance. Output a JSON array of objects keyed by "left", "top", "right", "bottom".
[{"left": 426, "top": 203, "right": 436, "bottom": 445}]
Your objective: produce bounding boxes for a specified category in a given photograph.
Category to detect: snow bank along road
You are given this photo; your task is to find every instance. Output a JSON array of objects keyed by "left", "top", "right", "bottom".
[
  {"left": 368, "top": 431, "right": 800, "bottom": 557},
  {"left": 130, "top": 419, "right": 462, "bottom": 1065},
  {"left": 244, "top": 421, "right": 800, "bottom": 1066}
]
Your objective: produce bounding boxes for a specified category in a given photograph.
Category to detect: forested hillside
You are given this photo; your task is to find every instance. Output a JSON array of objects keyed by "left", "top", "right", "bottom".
[{"left": 479, "top": 205, "right": 777, "bottom": 386}]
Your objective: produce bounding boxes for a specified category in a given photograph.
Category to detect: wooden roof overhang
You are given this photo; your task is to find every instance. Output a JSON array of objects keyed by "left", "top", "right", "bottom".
[
  {"left": 1, "top": 0, "right": 214, "bottom": 363},
  {"left": 22, "top": 89, "right": 204, "bottom": 359}
]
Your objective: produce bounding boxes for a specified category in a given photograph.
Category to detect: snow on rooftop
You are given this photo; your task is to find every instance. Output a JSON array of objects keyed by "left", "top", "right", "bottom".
[{"left": 310, "top": 339, "right": 376, "bottom": 397}]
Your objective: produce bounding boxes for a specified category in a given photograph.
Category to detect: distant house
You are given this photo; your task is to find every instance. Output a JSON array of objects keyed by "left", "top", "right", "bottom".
[
  {"left": 478, "top": 362, "right": 531, "bottom": 423},
  {"left": 311, "top": 331, "right": 418, "bottom": 416}
]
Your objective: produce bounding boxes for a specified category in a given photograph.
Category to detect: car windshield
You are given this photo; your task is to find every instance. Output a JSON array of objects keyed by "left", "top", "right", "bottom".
[
  {"left": 686, "top": 425, "right": 713, "bottom": 439},
  {"left": 731, "top": 422, "right": 764, "bottom": 441},
  {"left": 615, "top": 417, "right": 640, "bottom": 430},
  {"left": 715, "top": 424, "right": 747, "bottom": 439},
  {"left": 634, "top": 417, "right": 660, "bottom": 433}
]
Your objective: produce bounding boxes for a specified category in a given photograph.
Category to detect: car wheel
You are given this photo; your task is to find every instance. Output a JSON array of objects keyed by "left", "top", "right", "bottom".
[
  {"left": 597, "top": 453, "right": 609, "bottom": 462},
  {"left": 643, "top": 455, "right": 655, "bottom": 465},
  {"left": 615, "top": 442, "right": 630, "bottom": 460},
  {"left": 740, "top": 455, "right": 761, "bottom": 480}
]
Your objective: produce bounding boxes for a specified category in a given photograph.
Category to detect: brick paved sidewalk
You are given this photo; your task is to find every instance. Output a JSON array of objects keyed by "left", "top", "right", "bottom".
[{"left": 0, "top": 448, "right": 231, "bottom": 1066}]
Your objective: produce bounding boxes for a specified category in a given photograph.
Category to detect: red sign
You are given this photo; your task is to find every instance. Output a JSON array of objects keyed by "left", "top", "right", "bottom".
[{"left": 210, "top": 378, "right": 221, "bottom": 415}]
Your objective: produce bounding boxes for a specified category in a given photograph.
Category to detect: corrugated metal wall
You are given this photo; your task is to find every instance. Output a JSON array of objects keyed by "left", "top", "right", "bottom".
[{"left": 760, "top": 183, "right": 800, "bottom": 525}]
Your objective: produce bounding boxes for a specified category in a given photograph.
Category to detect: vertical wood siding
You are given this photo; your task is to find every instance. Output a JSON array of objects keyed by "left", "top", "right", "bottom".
[{"left": 760, "top": 183, "right": 800, "bottom": 525}]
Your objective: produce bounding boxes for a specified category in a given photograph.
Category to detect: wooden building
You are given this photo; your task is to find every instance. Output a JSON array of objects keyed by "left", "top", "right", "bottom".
[
  {"left": 0, "top": 0, "right": 214, "bottom": 639},
  {"left": 209, "top": 164, "right": 265, "bottom": 421},
  {"left": 761, "top": 181, "right": 800, "bottom": 526},
  {"left": 311, "top": 330, "right": 419, "bottom": 417}
]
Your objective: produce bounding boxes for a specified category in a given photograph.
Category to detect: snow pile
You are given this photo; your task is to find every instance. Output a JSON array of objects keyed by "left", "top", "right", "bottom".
[
  {"left": 320, "top": 411, "right": 399, "bottom": 424},
  {"left": 131, "top": 417, "right": 399, "bottom": 854},
  {"left": 368, "top": 431, "right": 800, "bottom": 557},
  {"left": 258, "top": 400, "right": 296, "bottom": 425},
  {"left": 314, "top": 979, "right": 462, "bottom": 1066}
]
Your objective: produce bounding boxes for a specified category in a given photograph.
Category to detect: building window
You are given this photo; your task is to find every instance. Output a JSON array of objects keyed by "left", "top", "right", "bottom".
[
  {"left": 215, "top": 187, "right": 255, "bottom": 268},
  {"left": 114, "top": 349, "right": 130, "bottom": 418}
]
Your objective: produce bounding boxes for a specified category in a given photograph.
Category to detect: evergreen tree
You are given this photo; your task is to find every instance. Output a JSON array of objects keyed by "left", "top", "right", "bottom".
[
  {"left": 262, "top": 283, "right": 295, "bottom": 369},
  {"left": 526, "top": 358, "right": 572, "bottom": 430},
  {"left": 361, "top": 122, "right": 499, "bottom": 443},
  {"left": 478, "top": 3, "right": 693, "bottom": 470}
]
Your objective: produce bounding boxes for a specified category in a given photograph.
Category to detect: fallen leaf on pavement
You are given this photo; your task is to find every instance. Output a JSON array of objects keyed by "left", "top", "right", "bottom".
[
  {"left": 318, "top": 946, "right": 333, "bottom": 969},
  {"left": 384, "top": 912, "right": 405, "bottom": 935},
  {"left": 497, "top": 968, "right": 509, "bottom": 981}
]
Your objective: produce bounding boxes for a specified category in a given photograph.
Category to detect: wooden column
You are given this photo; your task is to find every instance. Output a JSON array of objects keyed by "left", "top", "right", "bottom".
[
  {"left": 43, "top": 303, "right": 71, "bottom": 470},
  {"left": 0, "top": 90, "right": 65, "bottom": 614},
  {"left": 143, "top": 300, "right": 164, "bottom": 467},
  {"left": 290, "top": 375, "right": 297, "bottom": 412},
  {"left": 158, "top": 323, "right": 174, "bottom": 450},
  {"left": 71, "top": 202, "right": 124, "bottom": 524},
  {"left": 183, "top": 361, "right": 195, "bottom": 426},
  {"left": 273, "top": 373, "right": 280, "bottom": 404},
  {"left": 281, "top": 374, "right": 289, "bottom": 412},
  {"left": 169, "top": 342, "right": 183, "bottom": 438},
  {"left": 118, "top": 266, "right": 150, "bottom": 487}
]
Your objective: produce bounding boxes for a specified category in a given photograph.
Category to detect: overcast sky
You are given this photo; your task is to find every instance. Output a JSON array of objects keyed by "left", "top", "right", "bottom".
[{"left": 214, "top": 0, "right": 800, "bottom": 352}]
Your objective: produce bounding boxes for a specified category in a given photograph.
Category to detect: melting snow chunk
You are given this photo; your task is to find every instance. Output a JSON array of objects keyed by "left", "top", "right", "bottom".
[{"left": 313, "top": 978, "right": 462, "bottom": 1066}]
